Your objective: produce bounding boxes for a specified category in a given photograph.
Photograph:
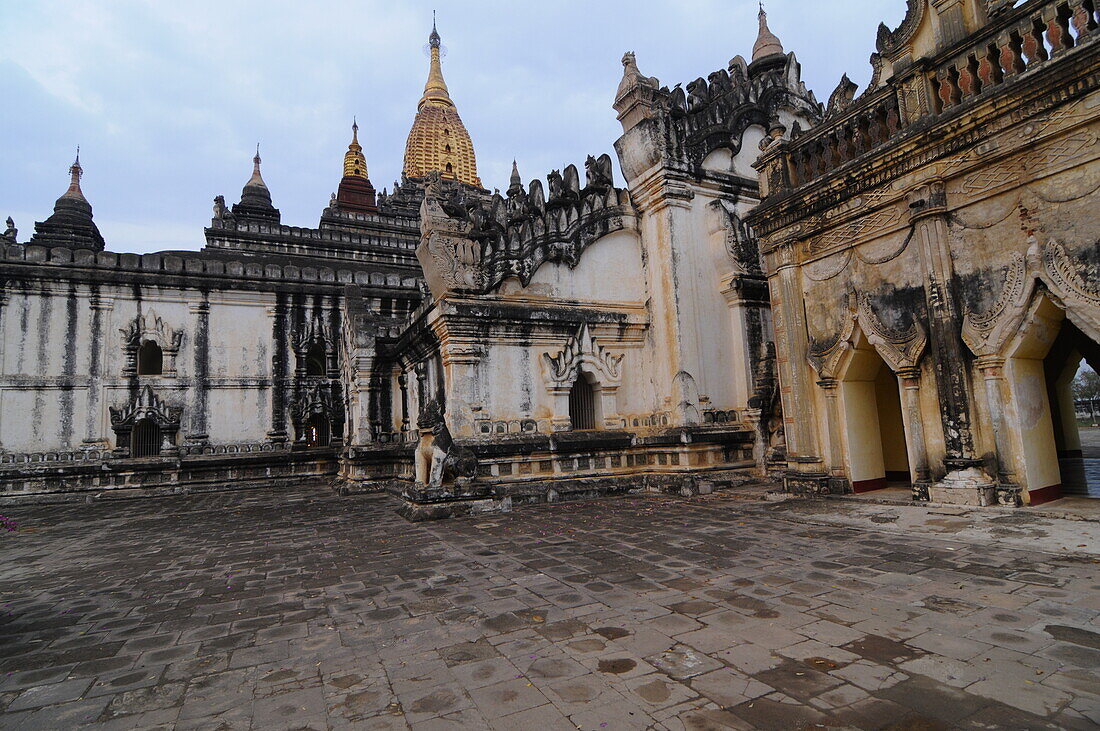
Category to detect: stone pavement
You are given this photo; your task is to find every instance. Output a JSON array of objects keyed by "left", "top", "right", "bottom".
[{"left": 1, "top": 488, "right": 1099, "bottom": 730}]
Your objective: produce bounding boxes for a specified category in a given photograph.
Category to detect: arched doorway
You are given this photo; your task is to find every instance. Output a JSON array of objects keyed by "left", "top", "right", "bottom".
[
  {"left": 1008, "top": 298, "right": 1100, "bottom": 503},
  {"left": 569, "top": 373, "right": 599, "bottom": 431},
  {"left": 131, "top": 418, "right": 161, "bottom": 457},
  {"left": 839, "top": 334, "right": 911, "bottom": 493}
]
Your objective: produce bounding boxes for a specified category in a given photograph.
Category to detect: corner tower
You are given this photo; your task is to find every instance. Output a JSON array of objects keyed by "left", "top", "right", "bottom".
[
  {"left": 30, "top": 149, "right": 106, "bottom": 250},
  {"left": 335, "top": 119, "right": 378, "bottom": 213},
  {"left": 402, "top": 17, "right": 481, "bottom": 187}
]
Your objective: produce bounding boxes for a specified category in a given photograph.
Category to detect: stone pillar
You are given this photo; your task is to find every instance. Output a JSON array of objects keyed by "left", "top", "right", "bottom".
[
  {"left": 720, "top": 272, "right": 773, "bottom": 415},
  {"left": 84, "top": 293, "right": 114, "bottom": 448},
  {"left": 267, "top": 299, "right": 289, "bottom": 443},
  {"left": 398, "top": 369, "right": 410, "bottom": 435},
  {"left": 186, "top": 297, "right": 210, "bottom": 444},
  {"left": 816, "top": 378, "right": 845, "bottom": 478},
  {"left": 434, "top": 328, "right": 484, "bottom": 439},
  {"left": 909, "top": 181, "right": 993, "bottom": 503},
  {"left": 897, "top": 366, "right": 932, "bottom": 498},
  {"left": 769, "top": 242, "right": 828, "bottom": 491},
  {"left": 976, "top": 356, "right": 1022, "bottom": 505},
  {"left": 909, "top": 183, "right": 978, "bottom": 463}
]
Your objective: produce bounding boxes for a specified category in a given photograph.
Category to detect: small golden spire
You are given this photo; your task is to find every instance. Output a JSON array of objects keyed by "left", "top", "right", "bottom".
[
  {"left": 753, "top": 4, "right": 785, "bottom": 61},
  {"left": 62, "top": 146, "right": 88, "bottom": 202},
  {"left": 343, "top": 118, "right": 369, "bottom": 179},
  {"left": 420, "top": 12, "right": 453, "bottom": 109},
  {"left": 245, "top": 143, "right": 268, "bottom": 189}
]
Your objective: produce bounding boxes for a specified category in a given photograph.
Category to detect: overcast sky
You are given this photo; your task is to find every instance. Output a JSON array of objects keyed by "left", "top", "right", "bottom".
[{"left": 1, "top": 0, "right": 904, "bottom": 253}]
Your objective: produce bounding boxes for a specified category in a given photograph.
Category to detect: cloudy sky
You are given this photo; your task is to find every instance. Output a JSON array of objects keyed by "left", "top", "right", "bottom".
[{"left": 1, "top": 0, "right": 903, "bottom": 253}]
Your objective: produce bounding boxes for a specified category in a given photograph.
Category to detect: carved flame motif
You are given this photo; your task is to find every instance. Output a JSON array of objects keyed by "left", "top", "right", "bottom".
[
  {"left": 543, "top": 324, "right": 624, "bottom": 389},
  {"left": 109, "top": 385, "right": 181, "bottom": 428},
  {"left": 120, "top": 310, "right": 183, "bottom": 349}
]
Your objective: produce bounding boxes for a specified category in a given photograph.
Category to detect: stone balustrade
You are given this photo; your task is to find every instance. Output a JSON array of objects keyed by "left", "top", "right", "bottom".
[{"left": 775, "top": 0, "right": 1098, "bottom": 194}]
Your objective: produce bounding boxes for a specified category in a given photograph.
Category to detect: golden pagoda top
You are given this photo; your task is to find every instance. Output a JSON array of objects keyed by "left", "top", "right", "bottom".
[
  {"left": 403, "top": 16, "right": 482, "bottom": 187},
  {"left": 343, "top": 118, "right": 369, "bottom": 179},
  {"left": 420, "top": 19, "right": 452, "bottom": 109}
]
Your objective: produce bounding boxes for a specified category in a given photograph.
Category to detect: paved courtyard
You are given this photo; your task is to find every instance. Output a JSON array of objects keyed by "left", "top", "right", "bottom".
[{"left": 1, "top": 488, "right": 1099, "bottom": 730}]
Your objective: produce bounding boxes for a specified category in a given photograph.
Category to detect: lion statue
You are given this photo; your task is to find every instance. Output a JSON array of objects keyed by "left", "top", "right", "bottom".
[{"left": 415, "top": 398, "right": 478, "bottom": 488}]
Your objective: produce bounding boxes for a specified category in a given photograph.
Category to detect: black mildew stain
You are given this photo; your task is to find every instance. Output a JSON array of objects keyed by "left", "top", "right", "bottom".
[
  {"left": 31, "top": 288, "right": 52, "bottom": 440},
  {"left": 85, "top": 282, "right": 102, "bottom": 443},
  {"left": 192, "top": 291, "right": 210, "bottom": 438},
  {"left": 58, "top": 284, "right": 78, "bottom": 446}
]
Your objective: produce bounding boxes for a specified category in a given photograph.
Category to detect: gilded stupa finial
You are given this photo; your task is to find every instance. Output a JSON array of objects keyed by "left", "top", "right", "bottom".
[
  {"left": 420, "top": 12, "right": 452, "bottom": 109},
  {"left": 246, "top": 143, "right": 268, "bottom": 190},
  {"left": 344, "top": 118, "right": 369, "bottom": 179},
  {"left": 753, "top": 3, "right": 785, "bottom": 61},
  {"left": 403, "top": 14, "right": 481, "bottom": 187},
  {"left": 63, "top": 146, "right": 88, "bottom": 202}
]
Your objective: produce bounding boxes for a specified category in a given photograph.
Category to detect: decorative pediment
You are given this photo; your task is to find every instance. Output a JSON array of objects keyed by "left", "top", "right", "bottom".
[
  {"left": 120, "top": 310, "right": 183, "bottom": 351},
  {"left": 809, "top": 292, "right": 928, "bottom": 378},
  {"left": 293, "top": 320, "right": 334, "bottom": 353},
  {"left": 875, "top": 1, "right": 927, "bottom": 57},
  {"left": 543, "top": 324, "right": 624, "bottom": 391},
  {"left": 291, "top": 381, "right": 343, "bottom": 424},
  {"left": 708, "top": 200, "right": 763, "bottom": 275},
  {"left": 824, "top": 74, "right": 859, "bottom": 119},
  {"left": 856, "top": 291, "right": 928, "bottom": 372},
  {"left": 964, "top": 238, "right": 1100, "bottom": 356},
  {"left": 109, "top": 385, "right": 182, "bottom": 428}
]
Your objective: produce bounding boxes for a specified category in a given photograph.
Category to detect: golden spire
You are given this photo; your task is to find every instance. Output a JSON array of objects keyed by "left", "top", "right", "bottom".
[
  {"left": 419, "top": 12, "right": 453, "bottom": 109},
  {"left": 753, "top": 3, "right": 785, "bottom": 61},
  {"left": 246, "top": 143, "right": 268, "bottom": 190},
  {"left": 62, "top": 146, "right": 88, "bottom": 202},
  {"left": 403, "top": 14, "right": 481, "bottom": 187},
  {"left": 343, "top": 117, "right": 369, "bottom": 179}
]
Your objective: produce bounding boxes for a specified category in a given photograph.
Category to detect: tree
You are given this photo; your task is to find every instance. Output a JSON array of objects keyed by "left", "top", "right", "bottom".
[
  {"left": 1075, "top": 366, "right": 1100, "bottom": 426},
  {"left": 1074, "top": 367, "right": 1100, "bottom": 401}
]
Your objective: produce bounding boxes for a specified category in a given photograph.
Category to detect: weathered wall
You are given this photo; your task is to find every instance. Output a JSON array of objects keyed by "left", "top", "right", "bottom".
[
  {"left": 0, "top": 282, "right": 279, "bottom": 452},
  {"left": 749, "top": 0, "right": 1100, "bottom": 505}
]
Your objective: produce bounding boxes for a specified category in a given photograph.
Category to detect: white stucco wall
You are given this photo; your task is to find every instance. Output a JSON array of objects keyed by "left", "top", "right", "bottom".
[{"left": 0, "top": 281, "right": 285, "bottom": 453}]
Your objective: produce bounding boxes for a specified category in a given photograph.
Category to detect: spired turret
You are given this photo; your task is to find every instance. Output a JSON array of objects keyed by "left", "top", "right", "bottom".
[
  {"left": 507, "top": 160, "right": 524, "bottom": 197},
  {"left": 334, "top": 119, "right": 378, "bottom": 214},
  {"left": 752, "top": 4, "right": 786, "bottom": 63},
  {"left": 402, "top": 16, "right": 482, "bottom": 188},
  {"left": 232, "top": 145, "right": 281, "bottom": 223},
  {"left": 30, "top": 149, "right": 106, "bottom": 250}
]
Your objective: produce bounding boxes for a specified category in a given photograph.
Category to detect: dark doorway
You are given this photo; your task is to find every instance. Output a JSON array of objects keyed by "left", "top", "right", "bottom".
[
  {"left": 137, "top": 341, "right": 162, "bottom": 375},
  {"left": 304, "top": 343, "right": 327, "bottom": 377},
  {"left": 131, "top": 419, "right": 161, "bottom": 457},
  {"left": 569, "top": 374, "right": 597, "bottom": 431},
  {"left": 306, "top": 414, "right": 330, "bottom": 447},
  {"left": 1044, "top": 320, "right": 1100, "bottom": 499}
]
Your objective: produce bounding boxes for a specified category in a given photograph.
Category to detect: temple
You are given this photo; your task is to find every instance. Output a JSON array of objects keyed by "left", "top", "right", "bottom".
[{"left": 1, "top": 2, "right": 1097, "bottom": 516}]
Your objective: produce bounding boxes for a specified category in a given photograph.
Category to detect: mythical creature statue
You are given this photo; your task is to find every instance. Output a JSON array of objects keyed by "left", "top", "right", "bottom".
[
  {"left": 414, "top": 398, "right": 478, "bottom": 488},
  {"left": 584, "top": 154, "right": 615, "bottom": 192},
  {"left": 547, "top": 169, "right": 564, "bottom": 203},
  {"left": 825, "top": 74, "right": 859, "bottom": 118},
  {"left": 212, "top": 195, "right": 229, "bottom": 220},
  {"left": 686, "top": 77, "right": 710, "bottom": 113}
]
